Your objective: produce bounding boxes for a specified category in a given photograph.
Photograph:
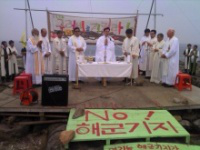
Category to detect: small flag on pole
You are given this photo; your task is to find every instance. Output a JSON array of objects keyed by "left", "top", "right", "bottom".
[{"left": 20, "top": 32, "right": 27, "bottom": 48}]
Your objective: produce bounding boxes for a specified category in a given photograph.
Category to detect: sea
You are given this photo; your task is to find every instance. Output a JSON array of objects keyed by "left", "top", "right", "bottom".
[{"left": 12, "top": 41, "right": 198, "bottom": 62}]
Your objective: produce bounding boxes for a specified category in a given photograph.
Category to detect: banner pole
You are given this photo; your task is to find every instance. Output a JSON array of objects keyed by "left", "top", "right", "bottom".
[
  {"left": 46, "top": 9, "right": 51, "bottom": 41},
  {"left": 134, "top": 10, "right": 139, "bottom": 36}
]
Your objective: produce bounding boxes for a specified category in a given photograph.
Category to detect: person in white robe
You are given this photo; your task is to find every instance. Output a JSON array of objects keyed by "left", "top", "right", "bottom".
[
  {"left": 40, "top": 28, "right": 52, "bottom": 74},
  {"left": 0, "top": 41, "right": 12, "bottom": 82},
  {"left": 139, "top": 29, "right": 151, "bottom": 75},
  {"left": 122, "top": 28, "right": 140, "bottom": 80},
  {"left": 183, "top": 44, "right": 192, "bottom": 73},
  {"left": 68, "top": 27, "right": 87, "bottom": 82},
  {"left": 52, "top": 30, "right": 67, "bottom": 75},
  {"left": 8, "top": 40, "right": 19, "bottom": 79},
  {"left": 150, "top": 33, "right": 165, "bottom": 84},
  {"left": 25, "top": 28, "right": 44, "bottom": 85},
  {"left": 161, "top": 29, "right": 179, "bottom": 87},
  {"left": 95, "top": 27, "right": 116, "bottom": 62},
  {"left": 146, "top": 30, "right": 157, "bottom": 77}
]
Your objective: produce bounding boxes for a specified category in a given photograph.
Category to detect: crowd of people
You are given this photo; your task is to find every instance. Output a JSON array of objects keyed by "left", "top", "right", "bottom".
[{"left": 0, "top": 27, "right": 198, "bottom": 87}]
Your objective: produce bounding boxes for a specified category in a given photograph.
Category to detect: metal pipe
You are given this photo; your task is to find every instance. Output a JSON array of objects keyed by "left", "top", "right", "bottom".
[
  {"left": 26, "top": 0, "right": 34, "bottom": 29},
  {"left": 14, "top": 8, "right": 163, "bottom": 16},
  {"left": 25, "top": 0, "right": 28, "bottom": 40},
  {"left": 154, "top": 0, "right": 157, "bottom": 29},
  {"left": 146, "top": 0, "right": 155, "bottom": 29}
]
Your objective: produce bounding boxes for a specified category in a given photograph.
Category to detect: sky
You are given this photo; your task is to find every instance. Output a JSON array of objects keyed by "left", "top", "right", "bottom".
[{"left": 0, "top": 0, "right": 200, "bottom": 45}]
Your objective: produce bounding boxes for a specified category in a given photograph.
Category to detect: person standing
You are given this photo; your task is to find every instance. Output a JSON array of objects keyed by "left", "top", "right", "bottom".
[
  {"left": 183, "top": 44, "right": 192, "bottom": 73},
  {"left": 8, "top": 40, "right": 19, "bottom": 80},
  {"left": 146, "top": 30, "right": 157, "bottom": 77},
  {"left": 95, "top": 27, "right": 116, "bottom": 62},
  {"left": 68, "top": 27, "right": 86, "bottom": 82},
  {"left": 161, "top": 29, "right": 179, "bottom": 87},
  {"left": 52, "top": 30, "right": 67, "bottom": 75},
  {"left": 189, "top": 45, "right": 199, "bottom": 75},
  {"left": 26, "top": 28, "right": 44, "bottom": 85},
  {"left": 0, "top": 41, "right": 12, "bottom": 82},
  {"left": 122, "top": 29, "right": 140, "bottom": 81},
  {"left": 139, "top": 29, "right": 151, "bottom": 75},
  {"left": 40, "top": 28, "right": 52, "bottom": 74},
  {"left": 150, "top": 33, "right": 165, "bottom": 84}
]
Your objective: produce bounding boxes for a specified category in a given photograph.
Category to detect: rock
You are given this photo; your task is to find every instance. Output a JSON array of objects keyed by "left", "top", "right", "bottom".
[
  {"left": 59, "top": 130, "right": 75, "bottom": 145},
  {"left": 173, "top": 97, "right": 189, "bottom": 105},
  {"left": 173, "top": 115, "right": 182, "bottom": 122},
  {"left": 46, "top": 124, "right": 66, "bottom": 150},
  {"left": 193, "top": 119, "right": 200, "bottom": 132},
  {"left": 73, "top": 108, "right": 85, "bottom": 119},
  {"left": 0, "top": 123, "right": 30, "bottom": 141},
  {"left": 6, "top": 116, "right": 16, "bottom": 125},
  {"left": 173, "top": 98, "right": 181, "bottom": 104},
  {"left": 182, "top": 112, "right": 198, "bottom": 122},
  {"left": 180, "top": 120, "right": 192, "bottom": 131},
  {"left": 8, "top": 84, "right": 13, "bottom": 88}
]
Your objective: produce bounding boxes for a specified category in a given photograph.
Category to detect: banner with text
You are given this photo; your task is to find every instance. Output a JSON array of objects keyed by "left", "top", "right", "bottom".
[
  {"left": 66, "top": 109, "right": 189, "bottom": 143},
  {"left": 48, "top": 13, "right": 137, "bottom": 42},
  {"left": 104, "top": 142, "right": 200, "bottom": 150}
]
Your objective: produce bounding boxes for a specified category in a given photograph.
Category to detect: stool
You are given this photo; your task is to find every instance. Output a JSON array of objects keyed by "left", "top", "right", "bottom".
[
  {"left": 20, "top": 72, "right": 32, "bottom": 88},
  {"left": 13, "top": 76, "right": 30, "bottom": 94},
  {"left": 175, "top": 73, "right": 192, "bottom": 91}
]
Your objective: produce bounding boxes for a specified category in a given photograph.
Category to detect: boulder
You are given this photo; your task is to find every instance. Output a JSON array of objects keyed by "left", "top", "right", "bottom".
[
  {"left": 59, "top": 130, "right": 75, "bottom": 145},
  {"left": 73, "top": 108, "right": 85, "bottom": 119},
  {"left": 180, "top": 120, "right": 192, "bottom": 131},
  {"left": 193, "top": 119, "right": 200, "bottom": 132}
]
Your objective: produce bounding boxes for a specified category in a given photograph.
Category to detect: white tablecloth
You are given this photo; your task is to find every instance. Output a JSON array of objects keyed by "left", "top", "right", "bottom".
[{"left": 78, "top": 62, "right": 132, "bottom": 78}]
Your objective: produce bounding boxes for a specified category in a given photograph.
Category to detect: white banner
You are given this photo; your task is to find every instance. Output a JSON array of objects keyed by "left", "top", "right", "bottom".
[{"left": 48, "top": 13, "right": 137, "bottom": 42}]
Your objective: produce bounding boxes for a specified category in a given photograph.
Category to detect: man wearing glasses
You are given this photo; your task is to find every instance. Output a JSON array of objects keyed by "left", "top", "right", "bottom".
[{"left": 68, "top": 27, "right": 87, "bottom": 83}]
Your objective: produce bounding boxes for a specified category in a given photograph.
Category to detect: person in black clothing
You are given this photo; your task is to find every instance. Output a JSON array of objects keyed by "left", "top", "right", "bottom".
[{"left": 1, "top": 41, "right": 12, "bottom": 82}]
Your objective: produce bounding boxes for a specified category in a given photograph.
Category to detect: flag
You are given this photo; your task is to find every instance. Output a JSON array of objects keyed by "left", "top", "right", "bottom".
[{"left": 20, "top": 32, "right": 27, "bottom": 48}]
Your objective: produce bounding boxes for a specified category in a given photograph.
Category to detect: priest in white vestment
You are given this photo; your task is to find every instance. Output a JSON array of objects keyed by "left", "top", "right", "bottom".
[
  {"left": 1, "top": 41, "right": 12, "bottom": 82},
  {"left": 95, "top": 27, "right": 116, "bottom": 62},
  {"left": 161, "top": 29, "right": 179, "bottom": 87},
  {"left": 122, "top": 29, "right": 140, "bottom": 80},
  {"left": 52, "top": 30, "right": 67, "bottom": 75},
  {"left": 150, "top": 33, "right": 165, "bottom": 84},
  {"left": 26, "top": 28, "right": 44, "bottom": 85},
  {"left": 183, "top": 44, "right": 192, "bottom": 73},
  {"left": 68, "top": 27, "right": 87, "bottom": 82},
  {"left": 8, "top": 40, "right": 19, "bottom": 79},
  {"left": 139, "top": 29, "right": 151, "bottom": 75},
  {"left": 40, "top": 28, "right": 52, "bottom": 74},
  {"left": 146, "top": 30, "right": 157, "bottom": 77}
]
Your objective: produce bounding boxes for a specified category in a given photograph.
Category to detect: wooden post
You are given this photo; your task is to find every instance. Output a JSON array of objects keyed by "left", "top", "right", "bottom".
[
  {"left": 102, "top": 78, "right": 107, "bottom": 87},
  {"left": 73, "top": 63, "right": 80, "bottom": 89}
]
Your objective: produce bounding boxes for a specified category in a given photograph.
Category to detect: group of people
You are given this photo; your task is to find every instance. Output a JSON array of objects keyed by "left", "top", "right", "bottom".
[
  {"left": 138, "top": 28, "right": 179, "bottom": 87},
  {"left": 0, "top": 40, "right": 18, "bottom": 82},
  {"left": 0, "top": 26, "right": 182, "bottom": 87},
  {"left": 184, "top": 43, "right": 199, "bottom": 75}
]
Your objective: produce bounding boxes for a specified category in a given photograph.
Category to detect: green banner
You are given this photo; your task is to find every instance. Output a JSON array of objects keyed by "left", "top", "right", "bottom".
[
  {"left": 104, "top": 142, "right": 200, "bottom": 150},
  {"left": 66, "top": 109, "right": 189, "bottom": 143}
]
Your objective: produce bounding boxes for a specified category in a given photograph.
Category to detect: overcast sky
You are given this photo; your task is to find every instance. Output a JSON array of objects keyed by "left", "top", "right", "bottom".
[{"left": 0, "top": 0, "right": 200, "bottom": 45}]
